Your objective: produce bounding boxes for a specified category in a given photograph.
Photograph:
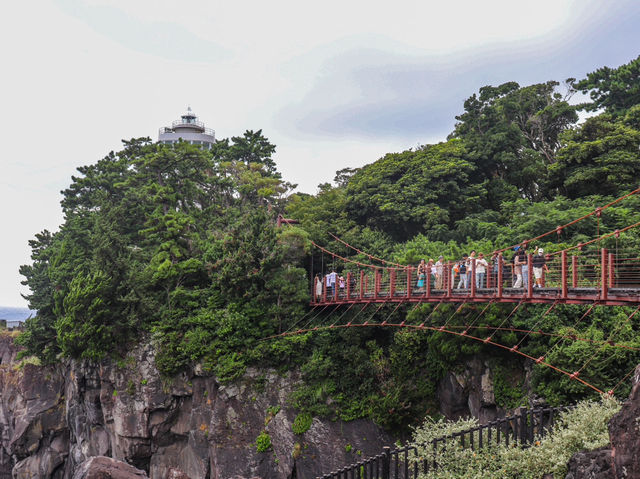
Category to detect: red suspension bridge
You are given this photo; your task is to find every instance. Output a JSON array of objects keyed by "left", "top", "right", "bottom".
[{"left": 272, "top": 188, "right": 640, "bottom": 397}]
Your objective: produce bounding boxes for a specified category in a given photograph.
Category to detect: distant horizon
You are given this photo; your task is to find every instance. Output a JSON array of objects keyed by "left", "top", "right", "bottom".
[{"left": 0, "top": 306, "right": 36, "bottom": 322}]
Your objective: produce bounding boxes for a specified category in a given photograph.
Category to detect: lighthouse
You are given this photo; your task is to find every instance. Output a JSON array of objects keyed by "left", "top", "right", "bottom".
[{"left": 158, "top": 107, "right": 215, "bottom": 149}]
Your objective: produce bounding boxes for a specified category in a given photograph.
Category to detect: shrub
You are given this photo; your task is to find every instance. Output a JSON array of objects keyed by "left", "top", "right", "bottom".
[
  {"left": 411, "top": 395, "right": 620, "bottom": 479},
  {"left": 292, "top": 412, "right": 313, "bottom": 435},
  {"left": 255, "top": 431, "right": 272, "bottom": 453}
]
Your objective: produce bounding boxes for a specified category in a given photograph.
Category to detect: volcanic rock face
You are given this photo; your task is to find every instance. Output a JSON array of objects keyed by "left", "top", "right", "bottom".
[
  {"left": 608, "top": 364, "right": 640, "bottom": 478},
  {"left": 0, "top": 336, "right": 394, "bottom": 478},
  {"left": 564, "top": 364, "right": 640, "bottom": 479},
  {"left": 436, "top": 357, "right": 512, "bottom": 423}
]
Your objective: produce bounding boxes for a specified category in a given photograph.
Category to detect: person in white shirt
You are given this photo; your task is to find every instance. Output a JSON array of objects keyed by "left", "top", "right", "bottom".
[
  {"left": 475, "top": 253, "right": 488, "bottom": 289},
  {"left": 435, "top": 256, "right": 445, "bottom": 289}
]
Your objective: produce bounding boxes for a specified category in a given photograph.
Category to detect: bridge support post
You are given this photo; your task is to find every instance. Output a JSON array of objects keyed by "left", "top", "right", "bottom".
[
  {"left": 608, "top": 253, "right": 615, "bottom": 288},
  {"left": 360, "top": 271, "right": 364, "bottom": 300},
  {"left": 527, "top": 254, "right": 533, "bottom": 298},
  {"left": 601, "top": 248, "right": 608, "bottom": 301},
  {"left": 561, "top": 251, "right": 568, "bottom": 300},
  {"left": 374, "top": 269, "right": 380, "bottom": 300},
  {"left": 497, "top": 254, "right": 503, "bottom": 298},
  {"left": 406, "top": 267, "right": 412, "bottom": 298},
  {"left": 571, "top": 255, "right": 578, "bottom": 288},
  {"left": 426, "top": 265, "right": 431, "bottom": 298},
  {"left": 346, "top": 272, "right": 352, "bottom": 300},
  {"left": 446, "top": 262, "right": 452, "bottom": 298},
  {"left": 323, "top": 276, "right": 327, "bottom": 303},
  {"left": 390, "top": 269, "right": 396, "bottom": 299},
  {"left": 470, "top": 259, "right": 476, "bottom": 298}
]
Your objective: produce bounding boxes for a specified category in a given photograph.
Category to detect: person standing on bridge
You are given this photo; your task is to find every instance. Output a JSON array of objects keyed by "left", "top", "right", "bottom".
[
  {"left": 532, "top": 248, "right": 549, "bottom": 288},
  {"left": 521, "top": 246, "right": 530, "bottom": 288},
  {"left": 416, "top": 259, "right": 427, "bottom": 291},
  {"left": 435, "top": 256, "right": 445, "bottom": 289},
  {"left": 513, "top": 246, "right": 525, "bottom": 288},
  {"left": 326, "top": 270, "right": 337, "bottom": 297},
  {"left": 315, "top": 274, "right": 323, "bottom": 299},
  {"left": 475, "top": 253, "right": 488, "bottom": 289},
  {"left": 457, "top": 254, "right": 469, "bottom": 289},
  {"left": 467, "top": 251, "right": 476, "bottom": 288}
]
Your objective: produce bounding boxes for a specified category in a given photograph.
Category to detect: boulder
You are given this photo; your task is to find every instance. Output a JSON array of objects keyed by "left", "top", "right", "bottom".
[
  {"left": 564, "top": 447, "right": 613, "bottom": 479},
  {"left": 72, "top": 456, "right": 148, "bottom": 479}
]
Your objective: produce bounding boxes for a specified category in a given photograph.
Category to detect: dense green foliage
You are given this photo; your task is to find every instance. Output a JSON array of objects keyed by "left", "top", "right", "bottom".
[{"left": 18, "top": 55, "right": 640, "bottom": 434}]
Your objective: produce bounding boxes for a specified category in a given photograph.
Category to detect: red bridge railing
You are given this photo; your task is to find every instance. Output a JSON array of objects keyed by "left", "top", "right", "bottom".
[{"left": 312, "top": 248, "right": 640, "bottom": 306}]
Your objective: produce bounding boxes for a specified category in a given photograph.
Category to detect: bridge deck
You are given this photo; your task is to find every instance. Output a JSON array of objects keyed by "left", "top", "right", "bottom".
[{"left": 313, "top": 286, "right": 640, "bottom": 306}]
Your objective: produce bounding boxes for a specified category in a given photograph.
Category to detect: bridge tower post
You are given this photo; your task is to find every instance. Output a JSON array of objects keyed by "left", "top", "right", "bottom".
[
  {"left": 561, "top": 251, "right": 568, "bottom": 300},
  {"left": 601, "top": 248, "right": 608, "bottom": 301},
  {"left": 608, "top": 252, "right": 615, "bottom": 288},
  {"left": 323, "top": 276, "right": 327, "bottom": 303},
  {"left": 497, "top": 254, "right": 503, "bottom": 298},
  {"left": 527, "top": 254, "right": 533, "bottom": 298},
  {"left": 470, "top": 258, "right": 476, "bottom": 298},
  {"left": 390, "top": 268, "right": 396, "bottom": 299}
]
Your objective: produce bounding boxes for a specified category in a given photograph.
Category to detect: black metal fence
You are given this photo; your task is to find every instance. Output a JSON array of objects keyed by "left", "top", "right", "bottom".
[{"left": 316, "top": 406, "right": 568, "bottom": 479}]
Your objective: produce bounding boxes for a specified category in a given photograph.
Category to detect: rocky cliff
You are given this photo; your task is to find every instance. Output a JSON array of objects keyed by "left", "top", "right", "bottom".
[
  {"left": 4, "top": 329, "right": 636, "bottom": 479},
  {"left": 0, "top": 334, "right": 397, "bottom": 478}
]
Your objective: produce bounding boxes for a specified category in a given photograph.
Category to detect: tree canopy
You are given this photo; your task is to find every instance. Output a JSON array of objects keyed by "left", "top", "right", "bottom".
[{"left": 18, "top": 55, "right": 640, "bottom": 433}]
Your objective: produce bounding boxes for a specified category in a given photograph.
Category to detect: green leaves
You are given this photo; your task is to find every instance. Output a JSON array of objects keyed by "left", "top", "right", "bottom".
[{"left": 571, "top": 54, "right": 640, "bottom": 115}]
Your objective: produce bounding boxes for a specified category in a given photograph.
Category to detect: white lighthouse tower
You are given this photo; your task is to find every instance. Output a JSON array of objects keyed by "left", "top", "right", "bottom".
[{"left": 158, "top": 107, "right": 215, "bottom": 149}]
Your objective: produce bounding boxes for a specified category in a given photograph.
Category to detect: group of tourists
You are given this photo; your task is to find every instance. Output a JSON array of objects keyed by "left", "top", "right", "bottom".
[
  {"left": 315, "top": 270, "right": 353, "bottom": 298},
  {"left": 415, "top": 246, "right": 550, "bottom": 291},
  {"left": 313, "top": 246, "right": 551, "bottom": 300}
]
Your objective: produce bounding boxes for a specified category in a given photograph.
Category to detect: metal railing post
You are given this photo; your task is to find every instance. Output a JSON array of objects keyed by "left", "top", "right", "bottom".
[
  {"left": 323, "top": 277, "right": 327, "bottom": 303},
  {"left": 346, "top": 272, "right": 352, "bottom": 300},
  {"left": 406, "top": 266, "right": 412, "bottom": 298},
  {"left": 561, "top": 251, "right": 568, "bottom": 300},
  {"left": 601, "top": 248, "right": 608, "bottom": 300},
  {"left": 382, "top": 446, "right": 391, "bottom": 479},
  {"left": 389, "top": 269, "right": 396, "bottom": 299},
  {"left": 359, "top": 271, "right": 364, "bottom": 299},
  {"left": 572, "top": 255, "right": 578, "bottom": 288},
  {"left": 527, "top": 254, "right": 533, "bottom": 298},
  {"left": 608, "top": 252, "right": 615, "bottom": 288},
  {"left": 470, "top": 258, "right": 476, "bottom": 298},
  {"left": 497, "top": 254, "right": 503, "bottom": 298}
]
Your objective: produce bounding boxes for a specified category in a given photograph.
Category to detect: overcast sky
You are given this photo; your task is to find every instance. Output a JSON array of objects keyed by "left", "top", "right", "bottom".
[{"left": 1, "top": 0, "right": 639, "bottom": 307}]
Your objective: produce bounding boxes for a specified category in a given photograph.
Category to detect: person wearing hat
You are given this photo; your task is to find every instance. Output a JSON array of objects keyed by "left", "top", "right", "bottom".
[{"left": 532, "top": 248, "right": 549, "bottom": 288}]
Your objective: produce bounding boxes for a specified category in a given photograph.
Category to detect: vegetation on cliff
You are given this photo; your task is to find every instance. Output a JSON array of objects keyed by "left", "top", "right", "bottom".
[{"left": 18, "top": 55, "right": 640, "bottom": 433}]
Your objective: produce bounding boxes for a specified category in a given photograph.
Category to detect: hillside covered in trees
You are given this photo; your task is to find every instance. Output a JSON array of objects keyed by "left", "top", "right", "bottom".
[{"left": 18, "top": 55, "right": 640, "bottom": 433}]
